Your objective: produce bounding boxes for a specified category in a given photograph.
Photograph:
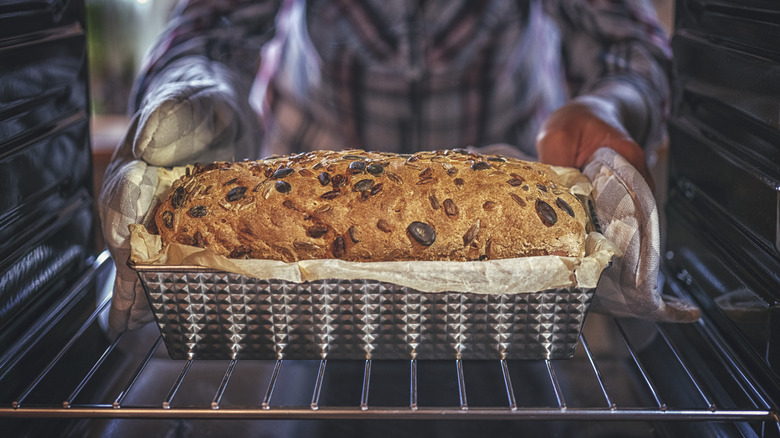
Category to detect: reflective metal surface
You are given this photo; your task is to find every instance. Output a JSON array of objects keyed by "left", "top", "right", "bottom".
[{"left": 135, "top": 268, "right": 594, "bottom": 361}]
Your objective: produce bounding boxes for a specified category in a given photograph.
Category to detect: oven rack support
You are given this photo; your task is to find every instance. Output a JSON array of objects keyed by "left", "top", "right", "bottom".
[{"left": 0, "top": 253, "right": 778, "bottom": 436}]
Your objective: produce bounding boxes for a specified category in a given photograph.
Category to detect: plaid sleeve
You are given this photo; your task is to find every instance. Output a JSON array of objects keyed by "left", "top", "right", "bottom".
[
  {"left": 547, "top": 0, "right": 672, "bottom": 149},
  {"left": 131, "top": 0, "right": 282, "bottom": 112}
]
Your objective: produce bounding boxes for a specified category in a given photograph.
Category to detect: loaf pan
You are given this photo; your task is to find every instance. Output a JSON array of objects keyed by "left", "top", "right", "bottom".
[{"left": 133, "top": 265, "right": 597, "bottom": 360}]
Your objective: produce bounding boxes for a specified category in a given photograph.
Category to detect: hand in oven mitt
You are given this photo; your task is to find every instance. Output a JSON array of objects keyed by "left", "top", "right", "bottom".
[
  {"left": 98, "top": 57, "right": 261, "bottom": 332},
  {"left": 583, "top": 147, "right": 700, "bottom": 322}
]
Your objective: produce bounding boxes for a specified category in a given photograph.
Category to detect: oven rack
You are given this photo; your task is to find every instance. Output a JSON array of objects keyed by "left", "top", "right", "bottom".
[{"left": 0, "top": 253, "right": 778, "bottom": 435}]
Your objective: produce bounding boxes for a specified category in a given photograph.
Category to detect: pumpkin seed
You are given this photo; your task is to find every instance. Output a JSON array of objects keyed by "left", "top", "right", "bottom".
[
  {"left": 226, "top": 186, "right": 247, "bottom": 202},
  {"left": 272, "top": 167, "right": 295, "bottom": 178},
  {"left": 171, "top": 186, "right": 186, "bottom": 209},
  {"left": 408, "top": 221, "right": 436, "bottom": 246},
  {"left": 348, "top": 160, "right": 366, "bottom": 173},
  {"left": 275, "top": 181, "right": 291, "bottom": 193},
  {"left": 353, "top": 178, "right": 375, "bottom": 192},
  {"left": 366, "top": 163, "right": 384, "bottom": 175},
  {"left": 535, "top": 199, "right": 557, "bottom": 226}
]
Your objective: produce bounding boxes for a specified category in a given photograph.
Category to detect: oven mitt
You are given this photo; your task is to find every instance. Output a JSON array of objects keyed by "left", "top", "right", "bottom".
[
  {"left": 583, "top": 147, "right": 700, "bottom": 322},
  {"left": 99, "top": 57, "right": 260, "bottom": 332}
]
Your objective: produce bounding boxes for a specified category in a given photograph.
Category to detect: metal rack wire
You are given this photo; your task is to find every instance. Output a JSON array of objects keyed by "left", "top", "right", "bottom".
[{"left": 0, "top": 253, "right": 778, "bottom": 436}]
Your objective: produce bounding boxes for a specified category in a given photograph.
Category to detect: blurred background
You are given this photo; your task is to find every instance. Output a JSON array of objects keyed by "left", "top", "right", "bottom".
[{"left": 86, "top": 0, "right": 675, "bottom": 204}]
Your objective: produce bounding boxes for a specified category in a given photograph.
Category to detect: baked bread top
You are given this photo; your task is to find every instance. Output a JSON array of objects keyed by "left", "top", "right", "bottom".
[{"left": 152, "top": 149, "right": 588, "bottom": 262}]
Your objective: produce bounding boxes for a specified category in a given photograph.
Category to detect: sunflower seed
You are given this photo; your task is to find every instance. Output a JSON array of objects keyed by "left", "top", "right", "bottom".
[
  {"left": 556, "top": 197, "right": 575, "bottom": 217},
  {"left": 506, "top": 178, "right": 525, "bottom": 186},
  {"left": 318, "top": 172, "right": 331, "bottom": 186},
  {"left": 462, "top": 220, "right": 480, "bottom": 246},
  {"left": 429, "top": 192, "right": 440, "bottom": 210},
  {"left": 177, "top": 233, "right": 195, "bottom": 246},
  {"left": 332, "top": 174, "right": 347, "bottom": 188},
  {"left": 314, "top": 204, "right": 332, "bottom": 214},
  {"left": 229, "top": 246, "right": 251, "bottom": 258},
  {"left": 377, "top": 219, "right": 392, "bottom": 233},
  {"left": 471, "top": 162, "right": 490, "bottom": 171},
  {"left": 162, "top": 211, "right": 174, "bottom": 229},
  {"left": 386, "top": 171, "right": 403, "bottom": 185},
  {"left": 293, "top": 240, "right": 321, "bottom": 251},
  {"left": 320, "top": 190, "right": 341, "bottom": 200},
  {"left": 332, "top": 236, "right": 346, "bottom": 258},
  {"left": 370, "top": 183, "right": 384, "bottom": 196},
  {"left": 443, "top": 198, "right": 459, "bottom": 217},
  {"left": 482, "top": 201, "right": 496, "bottom": 210},
  {"left": 510, "top": 193, "right": 526, "bottom": 207},
  {"left": 307, "top": 225, "right": 329, "bottom": 238},
  {"left": 189, "top": 205, "right": 208, "bottom": 218},
  {"left": 348, "top": 225, "right": 360, "bottom": 243},
  {"left": 193, "top": 231, "right": 206, "bottom": 248}
]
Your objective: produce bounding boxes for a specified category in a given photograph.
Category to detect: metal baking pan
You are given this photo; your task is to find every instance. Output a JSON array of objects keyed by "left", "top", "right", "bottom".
[{"left": 134, "top": 265, "right": 597, "bottom": 361}]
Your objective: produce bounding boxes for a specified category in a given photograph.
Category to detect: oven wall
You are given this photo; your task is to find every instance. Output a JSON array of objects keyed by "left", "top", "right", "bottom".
[
  {"left": 0, "top": 1, "right": 96, "bottom": 353},
  {"left": 666, "top": 0, "right": 780, "bottom": 388}
]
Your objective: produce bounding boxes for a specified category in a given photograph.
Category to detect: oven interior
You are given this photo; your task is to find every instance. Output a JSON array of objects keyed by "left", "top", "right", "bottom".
[{"left": 0, "top": 0, "right": 778, "bottom": 437}]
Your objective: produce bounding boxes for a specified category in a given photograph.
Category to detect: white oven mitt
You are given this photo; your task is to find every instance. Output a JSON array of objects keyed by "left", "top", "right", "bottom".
[
  {"left": 583, "top": 147, "right": 700, "bottom": 322},
  {"left": 99, "top": 57, "right": 261, "bottom": 332}
]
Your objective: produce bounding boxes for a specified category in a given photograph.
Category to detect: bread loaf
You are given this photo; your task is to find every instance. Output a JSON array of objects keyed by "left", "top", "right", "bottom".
[{"left": 152, "top": 149, "right": 588, "bottom": 262}]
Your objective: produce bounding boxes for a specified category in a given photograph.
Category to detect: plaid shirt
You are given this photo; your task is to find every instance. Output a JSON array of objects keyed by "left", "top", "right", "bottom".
[{"left": 134, "top": 0, "right": 671, "bottom": 159}]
